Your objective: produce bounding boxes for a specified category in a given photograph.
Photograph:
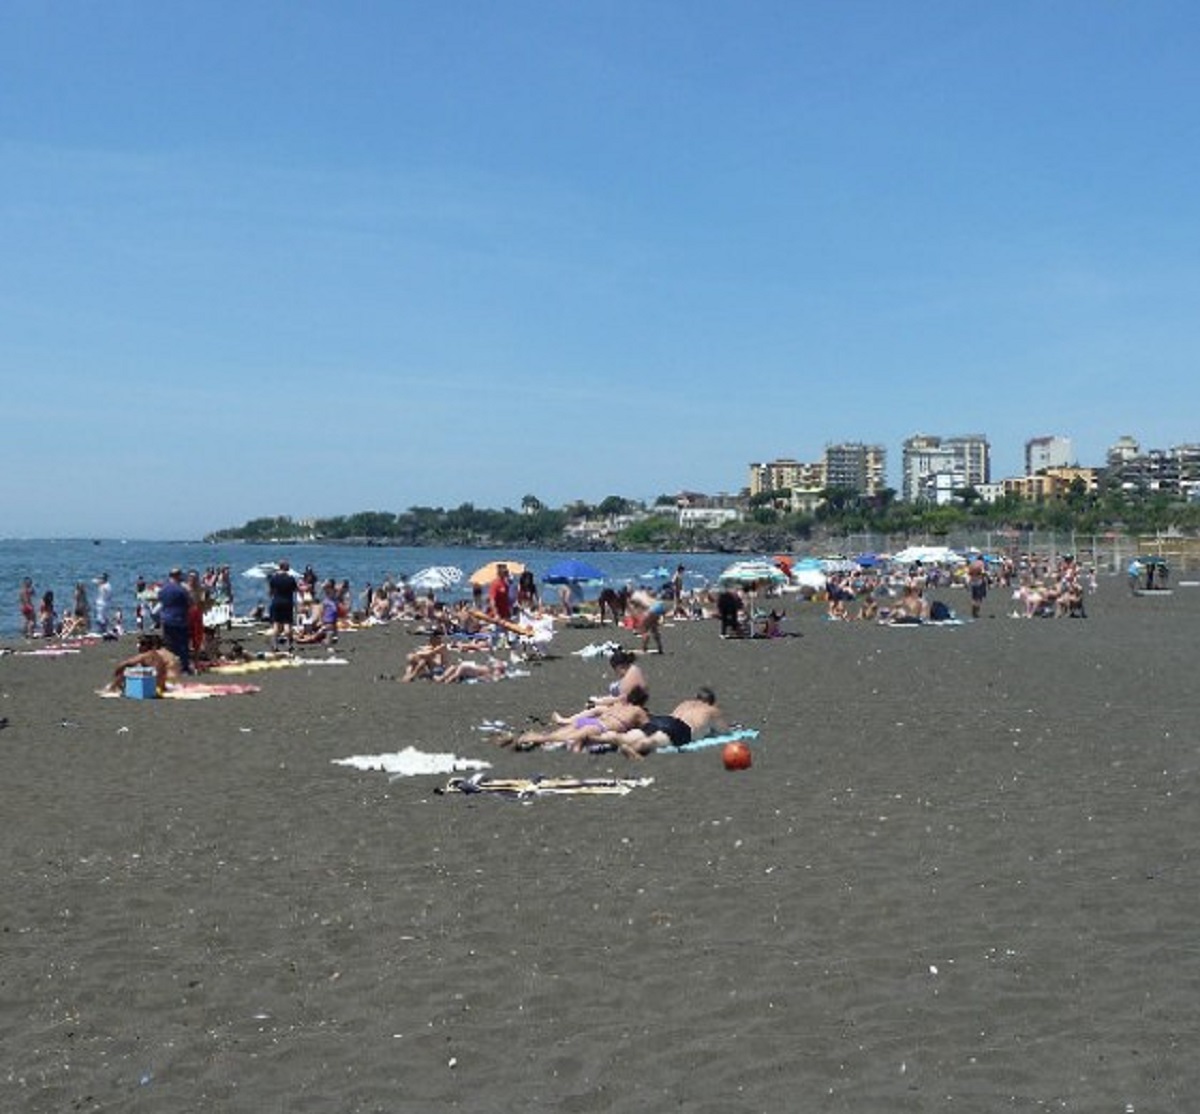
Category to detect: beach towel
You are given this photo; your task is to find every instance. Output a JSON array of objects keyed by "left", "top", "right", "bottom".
[
  {"left": 436, "top": 772, "right": 654, "bottom": 798},
  {"left": 333, "top": 746, "right": 491, "bottom": 778},
  {"left": 163, "top": 682, "right": 262, "bottom": 699},
  {"left": 207, "top": 656, "right": 349, "bottom": 675}
]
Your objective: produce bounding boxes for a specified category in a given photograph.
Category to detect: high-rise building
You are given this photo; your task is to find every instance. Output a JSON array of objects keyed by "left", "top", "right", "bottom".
[
  {"left": 1025, "top": 435, "right": 1074, "bottom": 475},
  {"left": 824, "top": 442, "right": 887, "bottom": 496},
  {"left": 901, "top": 433, "right": 990, "bottom": 503}
]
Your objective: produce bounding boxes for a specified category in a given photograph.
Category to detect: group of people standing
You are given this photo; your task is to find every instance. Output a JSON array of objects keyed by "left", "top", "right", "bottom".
[{"left": 19, "top": 573, "right": 116, "bottom": 640}]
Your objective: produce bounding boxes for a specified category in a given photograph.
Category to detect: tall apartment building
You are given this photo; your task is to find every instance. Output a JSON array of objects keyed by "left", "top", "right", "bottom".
[
  {"left": 901, "top": 433, "right": 990, "bottom": 504},
  {"left": 748, "top": 458, "right": 826, "bottom": 498},
  {"left": 824, "top": 442, "right": 887, "bottom": 496},
  {"left": 1025, "top": 435, "right": 1074, "bottom": 475}
]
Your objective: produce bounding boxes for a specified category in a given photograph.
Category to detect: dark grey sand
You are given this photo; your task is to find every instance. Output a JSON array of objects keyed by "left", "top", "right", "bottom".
[{"left": 3, "top": 583, "right": 1199, "bottom": 1112}]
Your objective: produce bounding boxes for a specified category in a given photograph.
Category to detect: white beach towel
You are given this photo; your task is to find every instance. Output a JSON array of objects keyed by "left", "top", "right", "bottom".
[{"left": 333, "top": 746, "right": 491, "bottom": 777}]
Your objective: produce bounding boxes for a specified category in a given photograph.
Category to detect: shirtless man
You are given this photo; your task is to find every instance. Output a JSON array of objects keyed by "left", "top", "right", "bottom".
[
  {"left": 502, "top": 687, "right": 650, "bottom": 751},
  {"left": 105, "top": 635, "right": 182, "bottom": 694},
  {"left": 599, "top": 686, "right": 731, "bottom": 759},
  {"left": 401, "top": 632, "right": 451, "bottom": 681}
]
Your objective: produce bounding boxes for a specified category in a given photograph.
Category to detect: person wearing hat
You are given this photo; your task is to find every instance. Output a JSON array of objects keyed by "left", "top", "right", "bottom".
[{"left": 157, "top": 567, "right": 192, "bottom": 674}]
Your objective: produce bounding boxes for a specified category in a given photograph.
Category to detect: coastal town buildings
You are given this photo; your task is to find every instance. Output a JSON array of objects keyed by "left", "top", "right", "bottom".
[
  {"left": 1004, "top": 467, "right": 1099, "bottom": 502},
  {"left": 900, "top": 433, "right": 990, "bottom": 504},
  {"left": 747, "top": 458, "right": 827, "bottom": 498},
  {"left": 738, "top": 431, "right": 1200, "bottom": 516},
  {"left": 1105, "top": 440, "right": 1200, "bottom": 501},
  {"left": 1025, "top": 435, "right": 1074, "bottom": 475},
  {"left": 823, "top": 442, "right": 887, "bottom": 496}
]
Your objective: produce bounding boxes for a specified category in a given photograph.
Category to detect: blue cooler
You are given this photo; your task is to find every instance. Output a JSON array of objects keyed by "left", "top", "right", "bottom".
[{"left": 124, "top": 665, "right": 158, "bottom": 699}]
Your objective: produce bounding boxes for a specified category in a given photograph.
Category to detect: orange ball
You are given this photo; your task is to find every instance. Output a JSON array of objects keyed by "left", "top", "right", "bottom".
[{"left": 722, "top": 741, "right": 753, "bottom": 771}]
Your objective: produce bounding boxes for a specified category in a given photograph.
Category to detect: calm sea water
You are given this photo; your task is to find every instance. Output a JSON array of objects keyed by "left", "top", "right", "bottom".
[{"left": 0, "top": 538, "right": 738, "bottom": 639}]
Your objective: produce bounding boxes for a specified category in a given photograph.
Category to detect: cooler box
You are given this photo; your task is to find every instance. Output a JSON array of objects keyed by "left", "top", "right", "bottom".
[{"left": 124, "top": 666, "right": 158, "bottom": 699}]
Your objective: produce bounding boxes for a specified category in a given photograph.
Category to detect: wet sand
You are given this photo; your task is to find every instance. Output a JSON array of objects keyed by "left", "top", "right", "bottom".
[{"left": 2, "top": 582, "right": 1199, "bottom": 1112}]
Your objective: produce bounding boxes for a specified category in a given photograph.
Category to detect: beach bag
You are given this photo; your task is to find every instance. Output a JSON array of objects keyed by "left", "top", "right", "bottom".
[{"left": 929, "top": 600, "right": 952, "bottom": 622}]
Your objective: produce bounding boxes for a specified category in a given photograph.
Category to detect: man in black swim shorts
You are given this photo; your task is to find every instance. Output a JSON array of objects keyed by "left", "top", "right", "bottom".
[{"left": 641, "top": 714, "right": 692, "bottom": 749}]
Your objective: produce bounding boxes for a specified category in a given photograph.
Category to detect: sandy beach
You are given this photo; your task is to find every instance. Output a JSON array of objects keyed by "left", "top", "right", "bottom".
[{"left": 3, "top": 582, "right": 1199, "bottom": 1112}]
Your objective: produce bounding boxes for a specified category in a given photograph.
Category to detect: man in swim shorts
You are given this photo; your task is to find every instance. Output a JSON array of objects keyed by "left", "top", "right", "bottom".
[
  {"left": 105, "top": 634, "right": 182, "bottom": 694},
  {"left": 597, "top": 686, "right": 731, "bottom": 758}
]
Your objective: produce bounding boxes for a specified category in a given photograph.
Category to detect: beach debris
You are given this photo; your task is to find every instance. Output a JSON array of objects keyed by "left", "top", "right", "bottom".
[{"left": 573, "top": 640, "right": 621, "bottom": 659}]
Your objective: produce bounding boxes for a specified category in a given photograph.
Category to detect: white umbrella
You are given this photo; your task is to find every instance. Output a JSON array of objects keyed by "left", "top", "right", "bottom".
[
  {"left": 409, "top": 565, "right": 464, "bottom": 592},
  {"left": 719, "top": 560, "right": 787, "bottom": 585}
]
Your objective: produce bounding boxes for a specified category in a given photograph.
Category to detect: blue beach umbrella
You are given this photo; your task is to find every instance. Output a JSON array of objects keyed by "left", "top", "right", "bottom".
[{"left": 542, "top": 558, "right": 607, "bottom": 585}]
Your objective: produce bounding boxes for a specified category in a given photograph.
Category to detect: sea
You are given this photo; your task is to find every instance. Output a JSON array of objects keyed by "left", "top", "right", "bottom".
[{"left": 0, "top": 538, "right": 741, "bottom": 639}]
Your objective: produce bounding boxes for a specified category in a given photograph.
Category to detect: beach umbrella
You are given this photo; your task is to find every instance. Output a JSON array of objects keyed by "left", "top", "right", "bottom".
[
  {"left": 719, "top": 560, "right": 787, "bottom": 585},
  {"left": 468, "top": 560, "right": 527, "bottom": 587},
  {"left": 542, "top": 558, "right": 607, "bottom": 585},
  {"left": 790, "top": 567, "right": 827, "bottom": 591},
  {"left": 409, "top": 565, "right": 464, "bottom": 592}
]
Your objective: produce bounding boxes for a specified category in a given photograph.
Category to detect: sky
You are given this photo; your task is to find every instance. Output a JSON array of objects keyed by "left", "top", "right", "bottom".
[{"left": 3, "top": 1, "right": 1199, "bottom": 538}]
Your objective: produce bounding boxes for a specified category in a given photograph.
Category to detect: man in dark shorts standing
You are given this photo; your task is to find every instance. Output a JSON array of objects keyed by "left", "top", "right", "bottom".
[
  {"left": 157, "top": 567, "right": 192, "bottom": 674},
  {"left": 967, "top": 556, "right": 988, "bottom": 619},
  {"left": 267, "top": 560, "right": 299, "bottom": 651}
]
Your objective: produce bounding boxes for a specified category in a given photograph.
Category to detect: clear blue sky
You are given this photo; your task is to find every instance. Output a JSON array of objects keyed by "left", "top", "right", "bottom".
[{"left": 3, "top": 1, "right": 1198, "bottom": 538}]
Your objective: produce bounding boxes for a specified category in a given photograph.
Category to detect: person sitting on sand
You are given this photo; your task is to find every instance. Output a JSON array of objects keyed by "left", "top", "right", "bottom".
[
  {"left": 595, "top": 686, "right": 731, "bottom": 759},
  {"left": 552, "top": 649, "right": 647, "bottom": 723},
  {"left": 105, "top": 634, "right": 182, "bottom": 694},
  {"left": 499, "top": 687, "right": 650, "bottom": 752},
  {"left": 401, "top": 632, "right": 451, "bottom": 681},
  {"left": 881, "top": 583, "right": 929, "bottom": 624},
  {"left": 435, "top": 656, "right": 508, "bottom": 684},
  {"left": 856, "top": 594, "right": 879, "bottom": 621}
]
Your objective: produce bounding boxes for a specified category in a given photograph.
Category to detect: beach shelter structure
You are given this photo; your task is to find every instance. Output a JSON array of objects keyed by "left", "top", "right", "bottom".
[
  {"left": 409, "top": 566, "right": 464, "bottom": 592},
  {"left": 542, "top": 558, "right": 607, "bottom": 585},
  {"left": 468, "top": 560, "right": 527, "bottom": 587}
]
